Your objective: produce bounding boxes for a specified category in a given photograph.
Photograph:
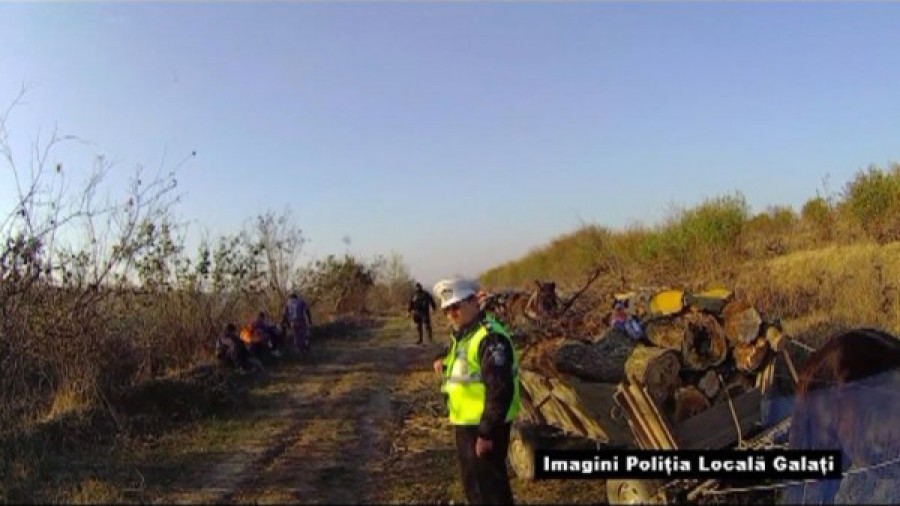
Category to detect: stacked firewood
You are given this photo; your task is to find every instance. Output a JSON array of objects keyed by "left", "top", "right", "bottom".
[{"left": 517, "top": 287, "right": 786, "bottom": 425}]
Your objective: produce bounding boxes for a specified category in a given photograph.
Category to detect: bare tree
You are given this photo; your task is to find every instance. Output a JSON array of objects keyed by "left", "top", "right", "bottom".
[{"left": 253, "top": 209, "right": 306, "bottom": 296}]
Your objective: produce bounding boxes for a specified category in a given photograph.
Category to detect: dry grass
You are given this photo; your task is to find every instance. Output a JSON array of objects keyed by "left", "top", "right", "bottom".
[
  {"left": 738, "top": 242, "right": 900, "bottom": 334},
  {"left": 63, "top": 478, "right": 125, "bottom": 504}
]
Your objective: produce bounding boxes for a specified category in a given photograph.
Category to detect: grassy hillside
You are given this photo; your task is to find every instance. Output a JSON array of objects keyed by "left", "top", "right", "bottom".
[{"left": 480, "top": 164, "right": 900, "bottom": 336}]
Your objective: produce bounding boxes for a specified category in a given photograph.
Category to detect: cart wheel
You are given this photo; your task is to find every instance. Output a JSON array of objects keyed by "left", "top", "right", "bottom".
[
  {"left": 508, "top": 424, "right": 537, "bottom": 480},
  {"left": 606, "top": 479, "right": 667, "bottom": 505}
]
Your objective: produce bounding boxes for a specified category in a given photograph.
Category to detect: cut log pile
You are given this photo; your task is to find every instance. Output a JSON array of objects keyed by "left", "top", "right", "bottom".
[{"left": 515, "top": 287, "right": 786, "bottom": 427}]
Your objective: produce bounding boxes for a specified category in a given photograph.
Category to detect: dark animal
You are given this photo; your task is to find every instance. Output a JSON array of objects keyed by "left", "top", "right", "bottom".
[{"left": 783, "top": 328, "right": 900, "bottom": 504}]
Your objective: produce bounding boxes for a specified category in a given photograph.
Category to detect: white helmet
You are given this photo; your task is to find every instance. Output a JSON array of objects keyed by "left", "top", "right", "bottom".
[{"left": 433, "top": 278, "right": 479, "bottom": 309}]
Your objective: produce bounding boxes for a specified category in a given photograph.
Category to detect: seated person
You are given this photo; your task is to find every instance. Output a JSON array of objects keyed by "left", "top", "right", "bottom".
[
  {"left": 216, "top": 323, "right": 252, "bottom": 372},
  {"left": 610, "top": 299, "right": 646, "bottom": 341},
  {"left": 251, "top": 311, "right": 283, "bottom": 358},
  {"left": 610, "top": 300, "right": 629, "bottom": 329}
]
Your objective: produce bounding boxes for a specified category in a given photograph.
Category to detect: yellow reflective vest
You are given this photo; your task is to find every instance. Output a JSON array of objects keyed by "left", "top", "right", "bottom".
[{"left": 441, "top": 315, "right": 521, "bottom": 425}]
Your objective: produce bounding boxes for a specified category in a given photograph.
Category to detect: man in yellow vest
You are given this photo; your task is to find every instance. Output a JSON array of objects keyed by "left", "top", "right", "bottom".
[{"left": 432, "top": 277, "right": 522, "bottom": 505}]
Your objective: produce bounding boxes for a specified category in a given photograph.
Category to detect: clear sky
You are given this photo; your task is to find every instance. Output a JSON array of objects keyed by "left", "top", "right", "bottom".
[{"left": 2, "top": 2, "right": 900, "bottom": 287}]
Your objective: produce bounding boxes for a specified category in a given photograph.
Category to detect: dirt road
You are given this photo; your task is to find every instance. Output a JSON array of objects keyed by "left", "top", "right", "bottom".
[{"left": 133, "top": 316, "right": 605, "bottom": 504}]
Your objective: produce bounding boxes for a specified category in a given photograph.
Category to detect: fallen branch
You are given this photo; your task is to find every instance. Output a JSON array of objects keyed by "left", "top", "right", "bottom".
[{"left": 558, "top": 266, "right": 605, "bottom": 317}]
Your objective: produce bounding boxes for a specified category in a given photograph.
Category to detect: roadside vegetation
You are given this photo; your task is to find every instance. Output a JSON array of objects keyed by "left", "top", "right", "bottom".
[
  {"left": 481, "top": 164, "right": 900, "bottom": 336},
  {"left": 3, "top": 89, "right": 899, "bottom": 502},
  {"left": 0, "top": 94, "right": 416, "bottom": 502}
]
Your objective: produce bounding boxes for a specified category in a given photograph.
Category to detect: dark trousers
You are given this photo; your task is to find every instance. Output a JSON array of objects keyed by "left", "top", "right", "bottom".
[
  {"left": 454, "top": 423, "right": 514, "bottom": 505},
  {"left": 414, "top": 314, "right": 433, "bottom": 343}
]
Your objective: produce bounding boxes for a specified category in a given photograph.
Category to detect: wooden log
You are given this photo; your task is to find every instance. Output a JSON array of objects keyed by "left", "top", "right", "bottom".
[
  {"left": 586, "top": 328, "right": 639, "bottom": 378},
  {"left": 685, "top": 288, "right": 733, "bottom": 315},
  {"left": 681, "top": 312, "right": 728, "bottom": 371},
  {"left": 648, "top": 289, "right": 685, "bottom": 318},
  {"left": 722, "top": 300, "right": 762, "bottom": 346},
  {"left": 523, "top": 330, "right": 636, "bottom": 383},
  {"left": 552, "top": 338, "right": 620, "bottom": 382},
  {"left": 733, "top": 337, "right": 770, "bottom": 373},
  {"left": 625, "top": 344, "right": 681, "bottom": 405},
  {"left": 698, "top": 369, "right": 720, "bottom": 399},
  {"left": 673, "top": 386, "right": 711, "bottom": 423},
  {"left": 520, "top": 337, "right": 562, "bottom": 375},
  {"left": 644, "top": 317, "right": 685, "bottom": 350}
]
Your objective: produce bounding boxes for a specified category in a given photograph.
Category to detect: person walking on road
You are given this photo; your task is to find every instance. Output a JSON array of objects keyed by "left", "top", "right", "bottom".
[
  {"left": 408, "top": 282, "right": 437, "bottom": 344},
  {"left": 282, "top": 292, "right": 313, "bottom": 356},
  {"left": 431, "top": 277, "right": 521, "bottom": 505}
]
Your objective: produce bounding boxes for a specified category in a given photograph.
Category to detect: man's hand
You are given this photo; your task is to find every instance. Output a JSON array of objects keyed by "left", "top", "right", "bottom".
[
  {"left": 475, "top": 436, "right": 493, "bottom": 457},
  {"left": 433, "top": 358, "right": 444, "bottom": 376}
]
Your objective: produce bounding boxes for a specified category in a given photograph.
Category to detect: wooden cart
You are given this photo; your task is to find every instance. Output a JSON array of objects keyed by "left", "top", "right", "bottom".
[{"left": 509, "top": 356, "right": 792, "bottom": 504}]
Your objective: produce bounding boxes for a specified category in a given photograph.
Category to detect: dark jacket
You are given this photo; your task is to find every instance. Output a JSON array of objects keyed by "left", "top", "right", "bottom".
[
  {"left": 435, "top": 312, "right": 516, "bottom": 440},
  {"left": 409, "top": 288, "right": 437, "bottom": 317},
  {"left": 282, "top": 297, "right": 313, "bottom": 329},
  {"left": 251, "top": 317, "right": 279, "bottom": 344}
]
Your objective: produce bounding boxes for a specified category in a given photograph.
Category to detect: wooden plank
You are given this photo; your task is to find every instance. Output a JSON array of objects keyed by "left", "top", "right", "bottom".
[
  {"left": 615, "top": 388, "right": 656, "bottom": 450},
  {"left": 755, "top": 357, "right": 776, "bottom": 395},
  {"left": 625, "top": 383, "right": 677, "bottom": 450},
  {"left": 782, "top": 349, "right": 800, "bottom": 384},
  {"left": 518, "top": 372, "right": 545, "bottom": 425},
  {"left": 547, "top": 377, "right": 609, "bottom": 442},
  {"left": 517, "top": 379, "right": 547, "bottom": 426},
  {"left": 539, "top": 396, "right": 588, "bottom": 437},
  {"left": 521, "top": 370, "right": 598, "bottom": 438},
  {"left": 616, "top": 386, "right": 655, "bottom": 449},
  {"left": 674, "top": 389, "right": 762, "bottom": 449},
  {"left": 639, "top": 384, "right": 679, "bottom": 449},
  {"left": 549, "top": 375, "right": 633, "bottom": 446}
]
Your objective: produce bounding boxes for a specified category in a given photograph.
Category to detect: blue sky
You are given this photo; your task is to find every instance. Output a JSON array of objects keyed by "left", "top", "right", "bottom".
[{"left": 2, "top": 2, "right": 900, "bottom": 287}]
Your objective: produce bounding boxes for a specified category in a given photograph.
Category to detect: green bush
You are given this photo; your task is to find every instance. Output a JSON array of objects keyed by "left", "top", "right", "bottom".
[
  {"left": 840, "top": 164, "right": 900, "bottom": 243},
  {"left": 677, "top": 193, "right": 749, "bottom": 251},
  {"left": 801, "top": 196, "right": 831, "bottom": 226}
]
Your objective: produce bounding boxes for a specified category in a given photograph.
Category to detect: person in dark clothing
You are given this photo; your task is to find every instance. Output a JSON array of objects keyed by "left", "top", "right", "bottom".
[
  {"left": 251, "top": 311, "right": 283, "bottom": 359},
  {"left": 408, "top": 282, "right": 437, "bottom": 344},
  {"left": 431, "top": 277, "right": 521, "bottom": 505},
  {"left": 216, "top": 322, "right": 252, "bottom": 372},
  {"left": 282, "top": 292, "right": 313, "bottom": 355}
]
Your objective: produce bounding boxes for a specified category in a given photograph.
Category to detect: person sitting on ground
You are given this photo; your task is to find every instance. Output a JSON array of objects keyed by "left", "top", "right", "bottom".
[
  {"left": 252, "top": 310, "right": 283, "bottom": 358},
  {"left": 239, "top": 324, "right": 267, "bottom": 370},
  {"left": 216, "top": 323, "right": 252, "bottom": 372},
  {"left": 610, "top": 299, "right": 629, "bottom": 329},
  {"left": 610, "top": 299, "right": 646, "bottom": 341}
]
